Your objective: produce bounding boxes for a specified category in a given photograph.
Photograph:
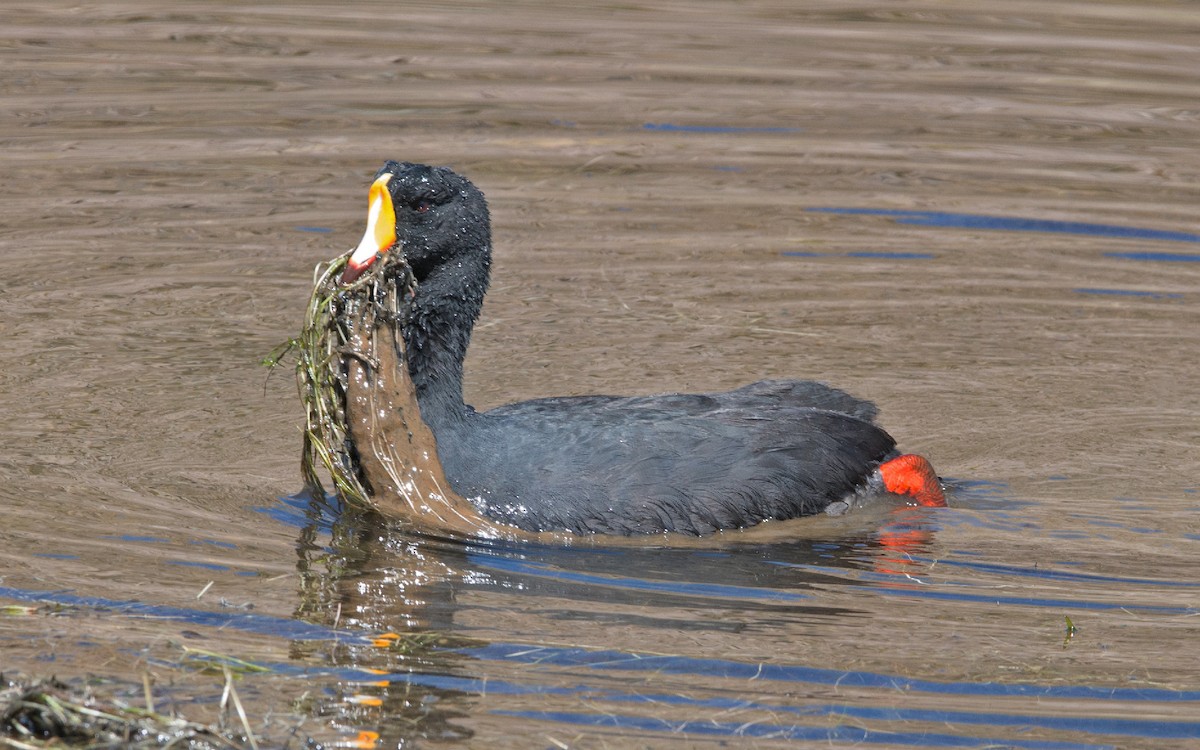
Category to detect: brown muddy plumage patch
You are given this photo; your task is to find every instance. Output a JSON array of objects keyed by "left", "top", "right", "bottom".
[{"left": 284, "top": 253, "right": 518, "bottom": 539}]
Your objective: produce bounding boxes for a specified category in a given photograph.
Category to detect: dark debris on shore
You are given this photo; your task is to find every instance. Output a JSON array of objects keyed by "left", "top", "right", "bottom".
[{"left": 0, "top": 673, "right": 314, "bottom": 750}]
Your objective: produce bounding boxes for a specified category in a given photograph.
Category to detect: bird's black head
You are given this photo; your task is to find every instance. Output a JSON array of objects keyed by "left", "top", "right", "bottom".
[{"left": 342, "top": 161, "right": 492, "bottom": 284}]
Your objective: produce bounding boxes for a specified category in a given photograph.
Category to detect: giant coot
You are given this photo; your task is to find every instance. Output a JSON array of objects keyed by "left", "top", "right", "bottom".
[{"left": 339, "top": 161, "right": 944, "bottom": 535}]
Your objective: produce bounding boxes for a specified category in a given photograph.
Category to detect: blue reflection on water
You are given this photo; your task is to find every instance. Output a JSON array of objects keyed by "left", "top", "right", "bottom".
[
  {"left": 494, "top": 710, "right": 1112, "bottom": 749},
  {"left": 166, "top": 560, "right": 230, "bottom": 572},
  {"left": 808, "top": 208, "right": 1200, "bottom": 244},
  {"left": 466, "top": 642, "right": 1200, "bottom": 702},
  {"left": 899, "top": 556, "right": 1200, "bottom": 587},
  {"left": 101, "top": 534, "right": 170, "bottom": 543},
  {"left": 860, "top": 585, "right": 1196, "bottom": 614},
  {"left": 1075, "top": 288, "right": 1183, "bottom": 299},
  {"left": 1106, "top": 251, "right": 1200, "bottom": 262},
  {"left": 256, "top": 490, "right": 341, "bottom": 533},
  {"left": 474, "top": 555, "right": 811, "bottom": 601},
  {"left": 644, "top": 123, "right": 802, "bottom": 134},
  {"left": 349, "top": 669, "right": 1200, "bottom": 742},
  {"left": 0, "top": 584, "right": 361, "bottom": 643}
]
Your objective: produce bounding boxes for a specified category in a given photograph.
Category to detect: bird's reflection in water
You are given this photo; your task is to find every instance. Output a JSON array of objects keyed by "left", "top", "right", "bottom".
[
  {"left": 285, "top": 487, "right": 943, "bottom": 746},
  {"left": 291, "top": 489, "right": 480, "bottom": 745}
]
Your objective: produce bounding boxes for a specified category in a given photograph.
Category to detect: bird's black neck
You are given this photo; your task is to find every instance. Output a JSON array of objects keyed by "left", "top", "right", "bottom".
[{"left": 398, "top": 248, "right": 490, "bottom": 426}]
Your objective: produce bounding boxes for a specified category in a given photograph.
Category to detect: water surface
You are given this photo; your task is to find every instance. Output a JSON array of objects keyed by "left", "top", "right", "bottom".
[{"left": 2, "top": 2, "right": 1198, "bottom": 747}]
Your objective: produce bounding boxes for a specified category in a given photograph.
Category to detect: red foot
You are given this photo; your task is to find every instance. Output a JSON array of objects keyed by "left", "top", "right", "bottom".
[{"left": 878, "top": 454, "right": 946, "bottom": 507}]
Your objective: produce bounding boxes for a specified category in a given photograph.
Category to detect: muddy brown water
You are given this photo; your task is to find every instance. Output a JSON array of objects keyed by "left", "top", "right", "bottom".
[{"left": 3, "top": 2, "right": 1199, "bottom": 747}]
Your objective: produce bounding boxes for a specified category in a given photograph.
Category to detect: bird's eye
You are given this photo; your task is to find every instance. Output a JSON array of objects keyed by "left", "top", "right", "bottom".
[{"left": 413, "top": 199, "right": 433, "bottom": 214}]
